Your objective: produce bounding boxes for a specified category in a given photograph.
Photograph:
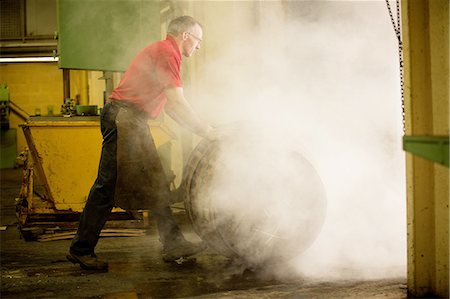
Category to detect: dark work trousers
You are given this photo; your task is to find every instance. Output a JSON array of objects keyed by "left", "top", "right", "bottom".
[{"left": 70, "top": 101, "right": 183, "bottom": 256}]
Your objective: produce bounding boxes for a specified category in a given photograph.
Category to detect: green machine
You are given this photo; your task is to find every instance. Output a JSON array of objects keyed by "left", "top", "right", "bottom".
[
  {"left": 0, "top": 84, "right": 17, "bottom": 169},
  {"left": 403, "top": 136, "right": 449, "bottom": 167},
  {"left": 0, "top": 84, "right": 10, "bottom": 129},
  {"left": 57, "top": 0, "right": 161, "bottom": 71}
]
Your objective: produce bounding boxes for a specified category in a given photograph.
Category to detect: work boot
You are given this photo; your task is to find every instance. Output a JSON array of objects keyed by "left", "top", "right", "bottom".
[
  {"left": 67, "top": 252, "right": 108, "bottom": 271},
  {"left": 161, "top": 238, "right": 207, "bottom": 262}
]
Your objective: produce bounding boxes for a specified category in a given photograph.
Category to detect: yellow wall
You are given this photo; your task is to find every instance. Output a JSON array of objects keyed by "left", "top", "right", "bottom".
[
  {"left": 402, "top": 0, "right": 449, "bottom": 297},
  {"left": 69, "top": 70, "right": 106, "bottom": 107},
  {"left": 0, "top": 64, "right": 107, "bottom": 165},
  {"left": 0, "top": 63, "right": 64, "bottom": 157}
]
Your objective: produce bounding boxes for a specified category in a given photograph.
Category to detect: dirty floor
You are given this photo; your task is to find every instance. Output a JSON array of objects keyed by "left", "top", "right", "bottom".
[{"left": 1, "top": 168, "right": 407, "bottom": 298}]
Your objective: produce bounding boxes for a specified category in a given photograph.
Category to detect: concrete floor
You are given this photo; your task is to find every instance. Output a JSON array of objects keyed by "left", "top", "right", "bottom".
[{"left": 1, "top": 168, "right": 407, "bottom": 298}]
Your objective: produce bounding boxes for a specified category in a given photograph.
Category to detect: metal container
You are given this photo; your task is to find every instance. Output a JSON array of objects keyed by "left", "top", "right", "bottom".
[
  {"left": 181, "top": 128, "right": 327, "bottom": 266},
  {"left": 17, "top": 117, "right": 175, "bottom": 215}
]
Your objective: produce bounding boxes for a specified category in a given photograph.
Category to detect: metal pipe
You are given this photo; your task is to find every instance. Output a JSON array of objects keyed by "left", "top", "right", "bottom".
[
  {"left": 9, "top": 100, "right": 29, "bottom": 121},
  {"left": 103, "top": 71, "right": 114, "bottom": 104},
  {"left": 79, "top": 70, "right": 89, "bottom": 105},
  {"left": 63, "top": 69, "right": 70, "bottom": 100}
]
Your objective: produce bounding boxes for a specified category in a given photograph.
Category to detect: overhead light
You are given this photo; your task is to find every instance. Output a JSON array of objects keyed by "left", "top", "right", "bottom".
[{"left": 0, "top": 56, "right": 59, "bottom": 63}]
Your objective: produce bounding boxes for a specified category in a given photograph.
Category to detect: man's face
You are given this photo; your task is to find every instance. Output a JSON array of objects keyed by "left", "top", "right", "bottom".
[{"left": 182, "top": 24, "right": 203, "bottom": 58}]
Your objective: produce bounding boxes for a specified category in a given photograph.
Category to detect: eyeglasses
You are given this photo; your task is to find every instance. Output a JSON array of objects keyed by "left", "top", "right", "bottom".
[{"left": 186, "top": 32, "right": 202, "bottom": 44}]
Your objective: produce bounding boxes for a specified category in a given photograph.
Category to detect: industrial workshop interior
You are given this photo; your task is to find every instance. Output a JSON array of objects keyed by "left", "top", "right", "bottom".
[{"left": 0, "top": 0, "right": 448, "bottom": 298}]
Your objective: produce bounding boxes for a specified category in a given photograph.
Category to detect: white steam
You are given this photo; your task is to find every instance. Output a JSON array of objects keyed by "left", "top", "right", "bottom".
[{"left": 189, "top": 1, "right": 405, "bottom": 280}]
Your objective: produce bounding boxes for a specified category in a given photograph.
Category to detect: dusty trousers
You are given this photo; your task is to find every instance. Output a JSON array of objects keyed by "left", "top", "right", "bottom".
[{"left": 70, "top": 101, "right": 183, "bottom": 256}]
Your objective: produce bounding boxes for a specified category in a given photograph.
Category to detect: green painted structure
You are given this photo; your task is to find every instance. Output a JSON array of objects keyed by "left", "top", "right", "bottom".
[
  {"left": 403, "top": 136, "right": 449, "bottom": 167},
  {"left": 57, "top": 0, "right": 161, "bottom": 71},
  {"left": 0, "top": 129, "right": 17, "bottom": 169}
]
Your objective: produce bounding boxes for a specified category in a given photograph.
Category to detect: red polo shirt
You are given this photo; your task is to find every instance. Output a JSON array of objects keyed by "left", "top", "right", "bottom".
[{"left": 110, "top": 36, "right": 182, "bottom": 118}]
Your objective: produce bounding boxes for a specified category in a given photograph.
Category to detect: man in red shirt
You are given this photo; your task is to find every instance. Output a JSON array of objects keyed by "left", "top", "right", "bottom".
[{"left": 67, "top": 16, "right": 214, "bottom": 270}]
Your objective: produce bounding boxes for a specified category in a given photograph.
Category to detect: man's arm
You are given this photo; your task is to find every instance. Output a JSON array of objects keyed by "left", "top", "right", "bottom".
[{"left": 164, "top": 87, "right": 213, "bottom": 138}]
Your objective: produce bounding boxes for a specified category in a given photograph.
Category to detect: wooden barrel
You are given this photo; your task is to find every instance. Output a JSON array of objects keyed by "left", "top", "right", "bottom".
[{"left": 181, "top": 129, "right": 327, "bottom": 266}]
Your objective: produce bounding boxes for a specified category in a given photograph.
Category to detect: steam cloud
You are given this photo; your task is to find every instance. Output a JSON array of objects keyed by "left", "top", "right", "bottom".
[{"left": 187, "top": 1, "right": 406, "bottom": 280}]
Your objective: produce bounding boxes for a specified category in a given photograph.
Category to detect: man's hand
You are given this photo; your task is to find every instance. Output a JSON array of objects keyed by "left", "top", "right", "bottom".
[
  {"left": 164, "top": 87, "right": 212, "bottom": 138},
  {"left": 205, "top": 127, "right": 221, "bottom": 141},
  {"left": 205, "top": 126, "right": 232, "bottom": 141}
]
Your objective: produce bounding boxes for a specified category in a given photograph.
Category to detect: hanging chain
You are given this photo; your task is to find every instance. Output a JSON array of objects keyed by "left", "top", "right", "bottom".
[{"left": 385, "top": 0, "right": 405, "bottom": 134}]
